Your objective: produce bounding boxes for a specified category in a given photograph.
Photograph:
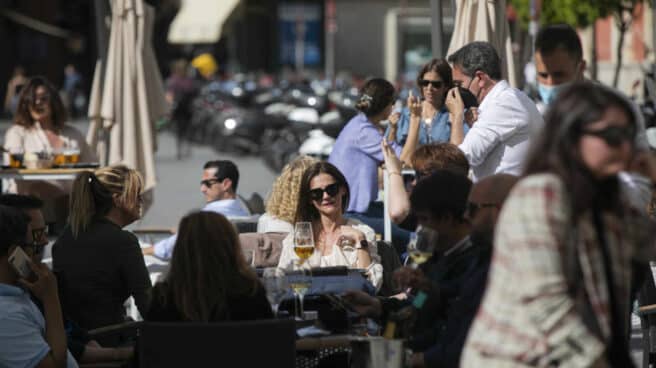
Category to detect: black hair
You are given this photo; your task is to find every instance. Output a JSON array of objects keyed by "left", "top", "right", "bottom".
[
  {"left": 355, "top": 78, "right": 396, "bottom": 118},
  {"left": 410, "top": 170, "right": 472, "bottom": 223},
  {"left": 295, "top": 161, "right": 350, "bottom": 223},
  {"left": 447, "top": 41, "right": 502, "bottom": 80},
  {"left": 416, "top": 58, "right": 453, "bottom": 98},
  {"left": 0, "top": 194, "right": 44, "bottom": 210},
  {"left": 0, "top": 205, "right": 30, "bottom": 257},
  {"left": 204, "top": 160, "right": 240, "bottom": 192},
  {"left": 535, "top": 24, "right": 583, "bottom": 62}
]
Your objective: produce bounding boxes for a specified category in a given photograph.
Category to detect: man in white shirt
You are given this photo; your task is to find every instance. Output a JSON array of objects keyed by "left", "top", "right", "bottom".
[
  {"left": 143, "top": 160, "right": 250, "bottom": 259},
  {"left": 447, "top": 41, "right": 543, "bottom": 181}
]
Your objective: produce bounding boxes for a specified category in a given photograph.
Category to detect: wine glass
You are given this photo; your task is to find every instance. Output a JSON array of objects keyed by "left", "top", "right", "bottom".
[
  {"left": 406, "top": 225, "right": 438, "bottom": 268},
  {"left": 288, "top": 268, "right": 312, "bottom": 320},
  {"left": 262, "top": 267, "right": 288, "bottom": 317},
  {"left": 293, "top": 222, "right": 315, "bottom": 267}
]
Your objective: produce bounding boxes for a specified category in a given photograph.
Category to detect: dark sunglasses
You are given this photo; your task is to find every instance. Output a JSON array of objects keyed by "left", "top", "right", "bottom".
[
  {"left": 418, "top": 79, "right": 445, "bottom": 89},
  {"left": 582, "top": 125, "right": 635, "bottom": 147},
  {"left": 466, "top": 202, "right": 498, "bottom": 218},
  {"left": 309, "top": 183, "right": 340, "bottom": 202},
  {"left": 200, "top": 178, "right": 224, "bottom": 187}
]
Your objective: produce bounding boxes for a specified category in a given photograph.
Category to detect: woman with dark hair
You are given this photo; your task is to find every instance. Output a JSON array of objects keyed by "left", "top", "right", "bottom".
[
  {"left": 329, "top": 78, "right": 416, "bottom": 218},
  {"left": 3, "top": 76, "right": 96, "bottom": 228},
  {"left": 52, "top": 165, "right": 151, "bottom": 345},
  {"left": 390, "top": 58, "right": 471, "bottom": 146},
  {"left": 277, "top": 162, "right": 383, "bottom": 290},
  {"left": 462, "top": 82, "right": 656, "bottom": 367},
  {"left": 148, "top": 211, "right": 272, "bottom": 322}
]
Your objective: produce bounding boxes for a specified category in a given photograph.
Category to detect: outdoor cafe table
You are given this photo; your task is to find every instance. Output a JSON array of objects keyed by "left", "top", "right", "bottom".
[{"left": 0, "top": 167, "right": 94, "bottom": 181}]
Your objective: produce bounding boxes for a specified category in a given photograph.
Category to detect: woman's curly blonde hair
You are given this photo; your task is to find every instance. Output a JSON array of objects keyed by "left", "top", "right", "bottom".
[{"left": 265, "top": 156, "right": 317, "bottom": 224}]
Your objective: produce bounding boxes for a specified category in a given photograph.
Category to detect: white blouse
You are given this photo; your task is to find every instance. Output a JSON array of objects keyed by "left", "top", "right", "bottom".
[{"left": 277, "top": 218, "right": 383, "bottom": 291}]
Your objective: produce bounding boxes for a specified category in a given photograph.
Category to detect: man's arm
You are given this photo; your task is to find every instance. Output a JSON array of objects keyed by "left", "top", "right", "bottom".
[{"left": 20, "top": 262, "right": 69, "bottom": 368}]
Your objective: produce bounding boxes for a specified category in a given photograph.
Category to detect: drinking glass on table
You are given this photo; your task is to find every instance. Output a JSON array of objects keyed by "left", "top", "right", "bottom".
[
  {"left": 262, "top": 267, "right": 288, "bottom": 317},
  {"left": 293, "top": 222, "right": 315, "bottom": 267},
  {"left": 288, "top": 268, "right": 312, "bottom": 320},
  {"left": 406, "top": 225, "right": 438, "bottom": 268},
  {"left": 64, "top": 141, "right": 80, "bottom": 164}
]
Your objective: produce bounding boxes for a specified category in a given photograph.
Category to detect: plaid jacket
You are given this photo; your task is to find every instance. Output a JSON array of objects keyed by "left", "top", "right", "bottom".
[{"left": 461, "top": 174, "right": 654, "bottom": 367}]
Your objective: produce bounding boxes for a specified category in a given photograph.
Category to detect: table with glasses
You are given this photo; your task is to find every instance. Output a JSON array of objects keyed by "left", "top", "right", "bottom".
[{"left": 0, "top": 167, "right": 95, "bottom": 192}]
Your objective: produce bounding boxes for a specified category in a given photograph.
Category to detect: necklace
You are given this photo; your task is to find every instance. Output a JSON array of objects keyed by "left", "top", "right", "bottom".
[{"left": 423, "top": 108, "right": 437, "bottom": 126}]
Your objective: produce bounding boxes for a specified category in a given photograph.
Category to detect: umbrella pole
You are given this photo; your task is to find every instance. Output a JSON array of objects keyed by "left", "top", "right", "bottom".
[{"left": 430, "top": 0, "right": 444, "bottom": 58}]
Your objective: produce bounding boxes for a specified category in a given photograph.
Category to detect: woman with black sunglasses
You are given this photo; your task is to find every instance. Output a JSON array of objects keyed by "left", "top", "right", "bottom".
[
  {"left": 277, "top": 162, "right": 383, "bottom": 291},
  {"left": 462, "top": 82, "right": 656, "bottom": 367},
  {"left": 389, "top": 58, "right": 472, "bottom": 147}
]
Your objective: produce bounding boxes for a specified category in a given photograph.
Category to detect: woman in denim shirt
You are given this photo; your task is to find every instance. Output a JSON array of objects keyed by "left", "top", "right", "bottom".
[{"left": 390, "top": 59, "right": 470, "bottom": 145}]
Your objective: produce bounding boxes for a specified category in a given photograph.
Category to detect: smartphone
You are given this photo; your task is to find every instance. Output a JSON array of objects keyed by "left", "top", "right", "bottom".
[{"left": 8, "top": 246, "right": 34, "bottom": 280}]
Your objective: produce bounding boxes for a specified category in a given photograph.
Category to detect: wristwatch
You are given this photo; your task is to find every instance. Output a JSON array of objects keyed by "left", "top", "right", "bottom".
[{"left": 355, "top": 240, "right": 368, "bottom": 250}]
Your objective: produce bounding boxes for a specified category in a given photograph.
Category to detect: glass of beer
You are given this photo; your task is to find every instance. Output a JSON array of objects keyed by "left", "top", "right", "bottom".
[
  {"left": 8, "top": 149, "right": 24, "bottom": 168},
  {"left": 293, "top": 222, "right": 315, "bottom": 266},
  {"left": 53, "top": 149, "right": 66, "bottom": 166},
  {"left": 407, "top": 225, "right": 438, "bottom": 268},
  {"left": 64, "top": 141, "right": 80, "bottom": 164}
]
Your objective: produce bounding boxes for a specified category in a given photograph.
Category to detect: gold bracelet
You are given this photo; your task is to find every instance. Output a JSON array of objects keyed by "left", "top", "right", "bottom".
[{"left": 388, "top": 171, "right": 401, "bottom": 176}]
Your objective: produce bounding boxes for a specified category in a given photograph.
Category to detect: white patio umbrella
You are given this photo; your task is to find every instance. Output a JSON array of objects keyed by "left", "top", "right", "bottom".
[
  {"left": 87, "top": 0, "right": 167, "bottom": 199},
  {"left": 446, "top": 0, "right": 517, "bottom": 87}
]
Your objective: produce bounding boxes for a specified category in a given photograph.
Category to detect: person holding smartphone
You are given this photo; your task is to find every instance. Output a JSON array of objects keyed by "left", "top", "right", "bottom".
[
  {"left": 0, "top": 205, "right": 78, "bottom": 367},
  {"left": 388, "top": 58, "right": 473, "bottom": 147}
]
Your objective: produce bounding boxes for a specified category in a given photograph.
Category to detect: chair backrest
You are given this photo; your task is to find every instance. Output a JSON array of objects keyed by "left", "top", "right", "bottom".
[
  {"left": 138, "top": 319, "right": 296, "bottom": 368},
  {"left": 239, "top": 232, "right": 287, "bottom": 267},
  {"left": 376, "top": 240, "right": 402, "bottom": 296}
]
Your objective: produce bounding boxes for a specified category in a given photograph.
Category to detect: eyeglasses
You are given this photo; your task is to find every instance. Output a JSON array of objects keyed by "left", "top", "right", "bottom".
[
  {"left": 309, "top": 183, "right": 340, "bottom": 202},
  {"left": 418, "top": 79, "right": 445, "bottom": 89},
  {"left": 466, "top": 202, "right": 498, "bottom": 218},
  {"left": 200, "top": 178, "right": 223, "bottom": 187},
  {"left": 582, "top": 125, "right": 635, "bottom": 147},
  {"left": 29, "top": 93, "right": 51, "bottom": 106}
]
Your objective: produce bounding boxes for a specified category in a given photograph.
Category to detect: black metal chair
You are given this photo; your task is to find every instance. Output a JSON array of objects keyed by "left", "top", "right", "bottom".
[
  {"left": 138, "top": 319, "right": 296, "bottom": 368},
  {"left": 636, "top": 263, "right": 656, "bottom": 367}
]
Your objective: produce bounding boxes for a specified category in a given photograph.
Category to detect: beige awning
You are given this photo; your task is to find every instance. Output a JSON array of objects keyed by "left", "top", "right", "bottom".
[
  {"left": 167, "top": 0, "right": 240, "bottom": 44},
  {"left": 87, "top": 0, "right": 167, "bottom": 204},
  {"left": 447, "top": 0, "right": 517, "bottom": 87}
]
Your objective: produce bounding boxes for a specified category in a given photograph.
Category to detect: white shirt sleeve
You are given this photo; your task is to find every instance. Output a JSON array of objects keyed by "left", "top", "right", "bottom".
[{"left": 154, "top": 234, "right": 177, "bottom": 260}]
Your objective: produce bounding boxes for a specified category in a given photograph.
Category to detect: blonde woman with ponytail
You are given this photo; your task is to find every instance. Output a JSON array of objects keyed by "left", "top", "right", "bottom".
[{"left": 52, "top": 165, "right": 151, "bottom": 346}]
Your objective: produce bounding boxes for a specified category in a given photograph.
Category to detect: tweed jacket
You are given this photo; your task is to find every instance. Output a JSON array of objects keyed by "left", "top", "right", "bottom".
[{"left": 461, "top": 173, "right": 654, "bottom": 367}]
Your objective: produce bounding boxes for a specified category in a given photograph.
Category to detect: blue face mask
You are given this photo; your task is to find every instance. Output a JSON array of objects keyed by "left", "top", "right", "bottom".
[{"left": 538, "top": 82, "right": 571, "bottom": 105}]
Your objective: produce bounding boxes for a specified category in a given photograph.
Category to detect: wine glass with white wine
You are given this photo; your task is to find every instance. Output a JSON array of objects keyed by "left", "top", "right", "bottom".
[
  {"left": 293, "top": 222, "right": 315, "bottom": 267},
  {"left": 291, "top": 222, "right": 314, "bottom": 319},
  {"left": 406, "top": 225, "right": 438, "bottom": 268}
]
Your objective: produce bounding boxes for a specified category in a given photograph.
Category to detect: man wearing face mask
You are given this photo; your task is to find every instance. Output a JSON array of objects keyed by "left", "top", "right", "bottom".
[
  {"left": 534, "top": 24, "right": 586, "bottom": 112},
  {"left": 446, "top": 42, "right": 543, "bottom": 182},
  {"left": 535, "top": 24, "right": 653, "bottom": 212}
]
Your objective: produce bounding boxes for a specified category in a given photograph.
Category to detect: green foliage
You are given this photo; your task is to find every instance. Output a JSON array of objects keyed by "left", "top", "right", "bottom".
[{"left": 508, "top": 0, "right": 622, "bottom": 29}]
